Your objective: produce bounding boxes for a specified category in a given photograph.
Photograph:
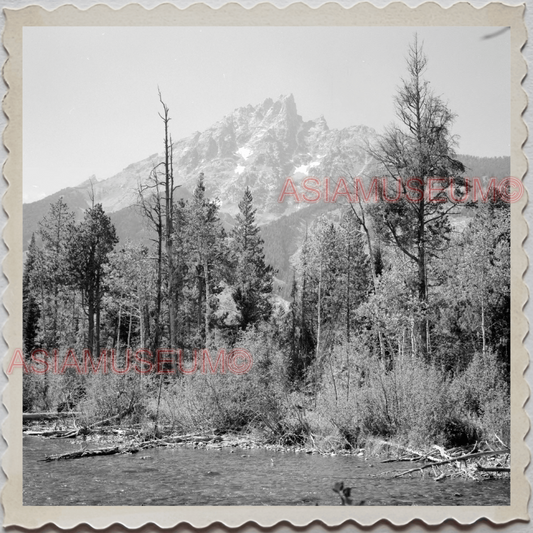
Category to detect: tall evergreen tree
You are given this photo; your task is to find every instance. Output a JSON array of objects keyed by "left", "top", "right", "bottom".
[
  {"left": 22, "top": 233, "right": 41, "bottom": 356},
  {"left": 230, "top": 187, "right": 274, "bottom": 330},
  {"left": 68, "top": 203, "right": 118, "bottom": 356},
  {"left": 37, "top": 197, "right": 76, "bottom": 349},
  {"left": 185, "top": 174, "right": 228, "bottom": 347},
  {"left": 369, "top": 36, "right": 464, "bottom": 360}
]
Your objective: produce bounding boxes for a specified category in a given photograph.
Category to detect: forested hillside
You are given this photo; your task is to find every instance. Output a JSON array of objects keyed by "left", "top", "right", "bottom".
[
  {"left": 457, "top": 155, "right": 510, "bottom": 180},
  {"left": 22, "top": 40, "right": 511, "bottom": 453}
]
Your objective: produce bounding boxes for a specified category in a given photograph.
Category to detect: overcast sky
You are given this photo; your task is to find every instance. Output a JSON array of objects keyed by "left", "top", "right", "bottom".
[{"left": 23, "top": 26, "right": 510, "bottom": 203}]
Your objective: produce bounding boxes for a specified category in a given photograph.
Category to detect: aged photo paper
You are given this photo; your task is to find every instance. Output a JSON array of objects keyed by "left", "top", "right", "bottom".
[{"left": 1, "top": 1, "right": 529, "bottom": 529}]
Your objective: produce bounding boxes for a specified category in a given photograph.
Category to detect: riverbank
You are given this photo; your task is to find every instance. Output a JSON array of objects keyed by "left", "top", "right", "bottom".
[{"left": 24, "top": 418, "right": 510, "bottom": 484}]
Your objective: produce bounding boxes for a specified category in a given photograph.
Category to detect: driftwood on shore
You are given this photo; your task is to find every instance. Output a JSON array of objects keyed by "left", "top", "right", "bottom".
[
  {"left": 392, "top": 449, "right": 509, "bottom": 478},
  {"left": 41, "top": 433, "right": 223, "bottom": 462},
  {"left": 24, "top": 429, "right": 74, "bottom": 438},
  {"left": 377, "top": 440, "right": 443, "bottom": 463},
  {"left": 25, "top": 412, "right": 132, "bottom": 440},
  {"left": 42, "top": 444, "right": 143, "bottom": 462},
  {"left": 476, "top": 464, "right": 511, "bottom": 473},
  {"left": 23, "top": 412, "right": 81, "bottom": 422}
]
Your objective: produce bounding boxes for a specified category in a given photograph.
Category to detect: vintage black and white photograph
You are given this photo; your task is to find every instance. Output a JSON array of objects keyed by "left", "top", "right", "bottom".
[{"left": 10, "top": 7, "right": 523, "bottom": 517}]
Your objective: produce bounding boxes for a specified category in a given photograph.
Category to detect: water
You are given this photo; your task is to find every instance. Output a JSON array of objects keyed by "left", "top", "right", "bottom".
[{"left": 23, "top": 437, "right": 510, "bottom": 506}]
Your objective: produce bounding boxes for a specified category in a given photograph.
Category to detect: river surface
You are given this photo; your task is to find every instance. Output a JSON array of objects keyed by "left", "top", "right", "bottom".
[{"left": 23, "top": 437, "right": 510, "bottom": 506}]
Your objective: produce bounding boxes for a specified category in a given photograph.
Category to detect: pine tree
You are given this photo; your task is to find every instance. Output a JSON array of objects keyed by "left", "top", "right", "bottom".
[
  {"left": 185, "top": 174, "right": 228, "bottom": 347},
  {"left": 68, "top": 203, "right": 118, "bottom": 356},
  {"left": 369, "top": 35, "right": 465, "bottom": 360},
  {"left": 37, "top": 197, "right": 76, "bottom": 349},
  {"left": 230, "top": 187, "right": 274, "bottom": 330},
  {"left": 22, "top": 233, "right": 41, "bottom": 356}
]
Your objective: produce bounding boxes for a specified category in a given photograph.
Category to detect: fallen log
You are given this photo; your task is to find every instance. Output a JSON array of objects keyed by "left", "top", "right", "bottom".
[
  {"left": 381, "top": 457, "right": 419, "bottom": 463},
  {"left": 41, "top": 433, "right": 224, "bottom": 462},
  {"left": 24, "top": 429, "right": 74, "bottom": 438},
  {"left": 393, "top": 450, "right": 509, "bottom": 478},
  {"left": 43, "top": 446, "right": 121, "bottom": 461},
  {"left": 476, "top": 465, "right": 510, "bottom": 473},
  {"left": 377, "top": 440, "right": 441, "bottom": 463},
  {"left": 23, "top": 412, "right": 81, "bottom": 422},
  {"left": 42, "top": 444, "right": 141, "bottom": 462},
  {"left": 42, "top": 436, "right": 172, "bottom": 462}
]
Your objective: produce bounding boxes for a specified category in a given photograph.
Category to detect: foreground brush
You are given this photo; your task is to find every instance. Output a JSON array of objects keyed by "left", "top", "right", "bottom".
[{"left": 332, "top": 481, "right": 366, "bottom": 506}]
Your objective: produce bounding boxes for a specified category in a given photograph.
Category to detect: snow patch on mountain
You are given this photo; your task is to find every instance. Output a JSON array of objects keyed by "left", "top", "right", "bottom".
[
  {"left": 237, "top": 147, "right": 253, "bottom": 160},
  {"left": 294, "top": 163, "right": 310, "bottom": 174},
  {"left": 294, "top": 160, "right": 321, "bottom": 174}
]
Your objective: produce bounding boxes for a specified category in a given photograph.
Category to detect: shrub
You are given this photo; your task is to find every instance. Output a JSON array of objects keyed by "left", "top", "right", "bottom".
[
  {"left": 450, "top": 351, "right": 510, "bottom": 445},
  {"left": 78, "top": 371, "right": 144, "bottom": 425},
  {"left": 315, "top": 344, "right": 482, "bottom": 448}
]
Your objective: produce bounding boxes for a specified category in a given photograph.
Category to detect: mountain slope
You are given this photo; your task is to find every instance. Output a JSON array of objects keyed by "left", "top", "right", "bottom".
[
  {"left": 23, "top": 94, "right": 510, "bottom": 296},
  {"left": 23, "top": 94, "right": 375, "bottom": 247}
]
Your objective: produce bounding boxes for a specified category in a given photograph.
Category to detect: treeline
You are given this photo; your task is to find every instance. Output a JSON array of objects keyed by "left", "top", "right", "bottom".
[
  {"left": 457, "top": 154, "right": 510, "bottom": 181},
  {"left": 23, "top": 40, "right": 511, "bottom": 449},
  {"left": 23, "top": 177, "right": 274, "bottom": 407}
]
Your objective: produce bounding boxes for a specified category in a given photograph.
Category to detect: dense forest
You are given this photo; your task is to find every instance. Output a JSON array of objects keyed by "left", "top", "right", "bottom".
[{"left": 22, "top": 40, "right": 510, "bottom": 451}]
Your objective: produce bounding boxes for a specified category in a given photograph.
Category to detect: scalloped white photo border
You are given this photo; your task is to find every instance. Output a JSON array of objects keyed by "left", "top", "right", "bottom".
[{"left": 1, "top": 2, "right": 529, "bottom": 529}]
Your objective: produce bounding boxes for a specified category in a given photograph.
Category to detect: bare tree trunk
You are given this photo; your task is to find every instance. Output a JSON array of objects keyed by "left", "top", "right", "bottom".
[
  {"left": 481, "top": 293, "right": 486, "bottom": 356},
  {"left": 346, "top": 239, "right": 351, "bottom": 343},
  {"left": 329, "top": 353, "right": 338, "bottom": 403},
  {"left": 154, "top": 373, "right": 163, "bottom": 437},
  {"left": 88, "top": 292, "right": 95, "bottom": 356},
  {"left": 127, "top": 308, "right": 133, "bottom": 352},
  {"left": 160, "top": 92, "right": 177, "bottom": 372},
  {"left": 116, "top": 302, "right": 122, "bottom": 354},
  {"left": 96, "top": 302, "right": 101, "bottom": 358},
  {"left": 154, "top": 222, "right": 162, "bottom": 355},
  {"left": 204, "top": 256, "right": 211, "bottom": 348},
  {"left": 417, "top": 200, "right": 427, "bottom": 361},
  {"left": 315, "top": 254, "right": 323, "bottom": 404}
]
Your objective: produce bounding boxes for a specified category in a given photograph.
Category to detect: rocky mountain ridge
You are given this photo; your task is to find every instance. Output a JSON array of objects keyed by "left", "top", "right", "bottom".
[{"left": 24, "top": 94, "right": 376, "bottom": 247}]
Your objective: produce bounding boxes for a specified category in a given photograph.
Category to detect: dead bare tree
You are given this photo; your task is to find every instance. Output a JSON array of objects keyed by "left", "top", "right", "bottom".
[{"left": 137, "top": 90, "right": 181, "bottom": 369}]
